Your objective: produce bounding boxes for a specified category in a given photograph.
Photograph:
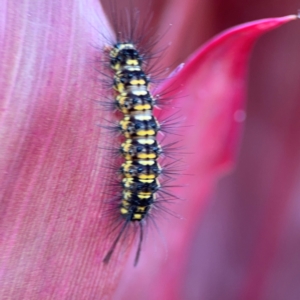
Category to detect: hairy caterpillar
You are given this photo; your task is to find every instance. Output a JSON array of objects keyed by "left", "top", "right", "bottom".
[{"left": 99, "top": 1, "right": 182, "bottom": 266}]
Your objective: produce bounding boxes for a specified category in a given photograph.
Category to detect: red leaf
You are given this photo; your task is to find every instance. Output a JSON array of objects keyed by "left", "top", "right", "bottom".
[
  {"left": 0, "top": 0, "right": 296, "bottom": 298},
  {"left": 114, "top": 15, "right": 297, "bottom": 300}
]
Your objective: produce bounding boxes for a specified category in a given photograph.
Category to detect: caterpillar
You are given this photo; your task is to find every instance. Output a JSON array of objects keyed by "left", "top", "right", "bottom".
[{"left": 100, "top": 2, "right": 181, "bottom": 266}]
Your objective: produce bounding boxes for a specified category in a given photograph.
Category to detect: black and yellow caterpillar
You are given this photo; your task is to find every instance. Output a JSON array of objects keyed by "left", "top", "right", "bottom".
[
  {"left": 103, "top": 42, "right": 163, "bottom": 265},
  {"left": 112, "top": 42, "right": 161, "bottom": 222}
]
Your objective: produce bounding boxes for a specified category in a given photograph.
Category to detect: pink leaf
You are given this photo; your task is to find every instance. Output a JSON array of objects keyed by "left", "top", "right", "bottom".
[
  {"left": 0, "top": 0, "right": 296, "bottom": 298},
  {"left": 114, "top": 15, "right": 297, "bottom": 300}
]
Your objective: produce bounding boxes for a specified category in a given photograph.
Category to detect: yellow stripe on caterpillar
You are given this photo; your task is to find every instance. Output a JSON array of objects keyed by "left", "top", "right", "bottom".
[
  {"left": 130, "top": 79, "right": 146, "bottom": 85},
  {"left": 133, "top": 214, "right": 142, "bottom": 220},
  {"left": 138, "top": 192, "right": 153, "bottom": 199},
  {"left": 126, "top": 59, "right": 139, "bottom": 66},
  {"left": 120, "top": 207, "right": 128, "bottom": 215},
  {"left": 136, "top": 206, "right": 147, "bottom": 212}
]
